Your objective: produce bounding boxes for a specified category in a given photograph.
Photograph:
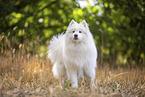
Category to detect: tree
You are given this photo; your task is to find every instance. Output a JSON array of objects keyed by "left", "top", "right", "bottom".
[{"left": 0, "top": 0, "right": 144, "bottom": 67}]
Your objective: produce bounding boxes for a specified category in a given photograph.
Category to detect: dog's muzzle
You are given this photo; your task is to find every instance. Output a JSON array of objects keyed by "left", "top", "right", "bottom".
[{"left": 74, "top": 34, "right": 78, "bottom": 40}]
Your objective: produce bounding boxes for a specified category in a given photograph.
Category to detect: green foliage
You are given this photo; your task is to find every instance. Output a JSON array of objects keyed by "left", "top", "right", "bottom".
[
  {"left": 100, "top": 0, "right": 145, "bottom": 66},
  {"left": 64, "top": 81, "right": 69, "bottom": 88},
  {"left": 112, "top": 83, "right": 117, "bottom": 91},
  {"left": 0, "top": 0, "right": 144, "bottom": 67}
]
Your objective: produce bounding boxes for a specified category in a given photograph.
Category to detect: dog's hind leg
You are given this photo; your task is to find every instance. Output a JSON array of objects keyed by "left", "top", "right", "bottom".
[
  {"left": 52, "top": 62, "right": 66, "bottom": 88},
  {"left": 84, "top": 67, "right": 96, "bottom": 88},
  {"left": 59, "top": 77, "right": 64, "bottom": 88}
]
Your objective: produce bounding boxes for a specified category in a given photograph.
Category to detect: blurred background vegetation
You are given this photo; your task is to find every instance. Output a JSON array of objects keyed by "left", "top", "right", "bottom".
[{"left": 0, "top": 0, "right": 145, "bottom": 68}]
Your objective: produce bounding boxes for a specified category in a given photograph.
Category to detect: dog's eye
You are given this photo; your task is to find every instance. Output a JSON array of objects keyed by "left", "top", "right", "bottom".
[
  {"left": 79, "top": 31, "right": 82, "bottom": 33},
  {"left": 72, "top": 31, "right": 75, "bottom": 33}
]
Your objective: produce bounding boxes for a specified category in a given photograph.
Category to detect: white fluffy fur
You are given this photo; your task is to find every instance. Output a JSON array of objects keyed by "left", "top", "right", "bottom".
[{"left": 48, "top": 20, "right": 97, "bottom": 88}]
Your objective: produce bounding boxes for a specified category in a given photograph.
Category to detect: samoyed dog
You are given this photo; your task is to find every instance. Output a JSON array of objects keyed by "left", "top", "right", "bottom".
[{"left": 48, "top": 20, "right": 97, "bottom": 88}]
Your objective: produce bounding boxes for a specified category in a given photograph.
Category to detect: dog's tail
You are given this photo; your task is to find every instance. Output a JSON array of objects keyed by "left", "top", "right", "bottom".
[{"left": 48, "top": 33, "right": 64, "bottom": 64}]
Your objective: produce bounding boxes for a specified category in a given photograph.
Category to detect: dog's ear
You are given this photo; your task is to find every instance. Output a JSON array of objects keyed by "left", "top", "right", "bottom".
[
  {"left": 80, "top": 20, "right": 89, "bottom": 29},
  {"left": 68, "top": 19, "right": 77, "bottom": 27}
]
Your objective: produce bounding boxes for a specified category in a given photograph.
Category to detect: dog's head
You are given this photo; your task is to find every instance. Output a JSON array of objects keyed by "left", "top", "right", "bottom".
[{"left": 66, "top": 20, "right": 90, "bottom": 43}]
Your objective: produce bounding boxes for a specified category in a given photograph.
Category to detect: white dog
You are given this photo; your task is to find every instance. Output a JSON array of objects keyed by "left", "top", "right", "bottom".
[{"left": 48, "top": 20, "right": 97, "bottom": 88}]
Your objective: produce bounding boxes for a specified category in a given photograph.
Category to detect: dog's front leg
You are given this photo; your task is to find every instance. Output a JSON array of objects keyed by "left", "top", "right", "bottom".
[
  {"left": 60, "top": 77, "right": 64, "bottom": 88},
  {"left": 68, "top": 69, "right": 78, "bottom": 88}
]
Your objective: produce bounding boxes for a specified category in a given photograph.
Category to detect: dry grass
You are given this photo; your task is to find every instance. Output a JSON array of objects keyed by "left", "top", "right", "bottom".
[
  {"left": 0, "top": 52, "right": 145, "bottom": 97},
  {"left": 0, "top": 34, "right": 145, "bottom": 97}
]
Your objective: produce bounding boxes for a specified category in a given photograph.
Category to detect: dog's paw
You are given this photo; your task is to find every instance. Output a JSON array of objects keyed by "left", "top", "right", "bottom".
[
  {"left": 72, "top": 83, "right": 78, "bottom": 88},
  {"left": 90, "top": 82, "right": 97, "bottom": 89}
]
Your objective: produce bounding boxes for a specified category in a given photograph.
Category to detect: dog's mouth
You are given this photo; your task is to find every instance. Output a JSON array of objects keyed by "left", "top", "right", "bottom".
[
  {"left": 74, "top": 37, "right": 79, "bottom": 40},
  {"left": 72, "top": 37, "right": 80, "bottom": 43}
]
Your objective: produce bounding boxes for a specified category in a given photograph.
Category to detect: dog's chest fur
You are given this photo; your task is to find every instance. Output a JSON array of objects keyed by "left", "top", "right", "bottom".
[{"left": 63, "top": 42, "right": 90, "bottom": 68}]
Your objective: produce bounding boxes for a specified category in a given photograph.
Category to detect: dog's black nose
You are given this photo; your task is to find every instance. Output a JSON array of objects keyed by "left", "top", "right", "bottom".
[{"left": 74, "top": 34, "right": 78, "bottom": 38}]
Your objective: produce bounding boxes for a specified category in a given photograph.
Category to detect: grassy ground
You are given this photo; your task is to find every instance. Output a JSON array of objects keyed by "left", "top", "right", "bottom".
[{"left": 0, "top": 51, "right": 145, "bottom": 97}]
